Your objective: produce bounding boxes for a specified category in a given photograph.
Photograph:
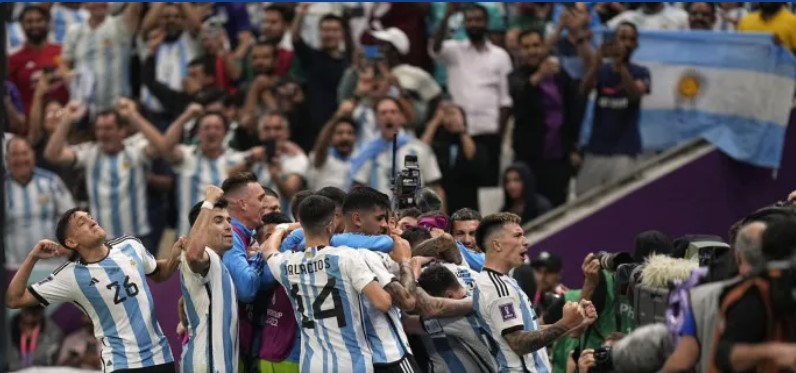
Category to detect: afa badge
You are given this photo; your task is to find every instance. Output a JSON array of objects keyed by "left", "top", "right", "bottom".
[{"left": 37, "top": 194, "right": 50, "bottom": 205}]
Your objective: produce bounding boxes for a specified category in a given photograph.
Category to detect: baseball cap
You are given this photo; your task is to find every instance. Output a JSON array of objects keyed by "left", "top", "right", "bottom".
[
  {"left": 530, "top": 251, "right": 563, "bottom": 273},
  {"left": 371, "top": 27, "right": 410, "bottom": 55}
]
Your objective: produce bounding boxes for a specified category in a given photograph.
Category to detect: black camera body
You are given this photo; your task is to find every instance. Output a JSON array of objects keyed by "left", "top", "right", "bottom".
[
  {"left": 594, "top": 251, "right": 634, "bottom": 272},
  {"left": 395, "top": 155, "right": 421, "bottom": 210},
  {"left": 591, "top": 346, "right": 614, "bottom": 373}
]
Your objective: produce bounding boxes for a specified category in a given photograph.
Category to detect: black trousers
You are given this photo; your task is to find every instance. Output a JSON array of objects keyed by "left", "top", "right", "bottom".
[
  {"left": 527, "top": 158, "right": 572, "bottom": 207},
  {"left": 472, "top": 134, "right": 501, "bottom": 187},
  {"left": 114, "top": 362, "right": 175, "bottom": 373},
  {"left": 374, "top": 354, "right": 422, "bottom": 373}
]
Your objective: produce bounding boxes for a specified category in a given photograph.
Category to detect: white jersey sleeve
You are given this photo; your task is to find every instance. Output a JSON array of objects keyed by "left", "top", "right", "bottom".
[
  {"left": 128, "top": 237, "right": 158, "bottom": 275},
  {"left": 180, "top": 248, "right": 212, "bottom": 284},
  {"left": 266, "top": 252, "right": 286, "bottom": 287},
  {"left": 341, "top": 251, "right": 380, "bottom": 293},
  {"left": 484, "top": 292, "right": 524, "bottom": 336},
  {"left": 28, "top": 262, "right": 77, "bottom": 305},
  {"left": 360, "top": 250, "right": 397, "bottom": 287},
  {"left": 70, "top": 142, "right": 97, "bottom": 169}
]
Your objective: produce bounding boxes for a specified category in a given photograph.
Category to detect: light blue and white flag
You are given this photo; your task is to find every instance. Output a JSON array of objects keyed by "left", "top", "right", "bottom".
[{"left": 581, "top": 31, "right": 796, "bottom": 168}]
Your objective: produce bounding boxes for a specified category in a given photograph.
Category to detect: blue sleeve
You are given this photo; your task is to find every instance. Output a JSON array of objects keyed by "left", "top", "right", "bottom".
[
  {"left": 280, "top": 229, "right": 305, "bottom": 252},
  {"left": 458, "top": 242, "right": 484, "bottom": 272},
  {"left": 678, "top": 307, "right": 698, "bottom": 338},
  {"left": 634, "top": 65, "right": 652, "bottom": 92},
  {"left": 223, "top": 234, "right": 262, "bottom": 303},
  {"left": 331, "top": 233, "right": 394, "bottom": 253},
  {"left": 259, "top": 260, "right": 276, "bottom": 290},
  {"left": 229, "top": 3, "right": 251, "bottom": 32}
]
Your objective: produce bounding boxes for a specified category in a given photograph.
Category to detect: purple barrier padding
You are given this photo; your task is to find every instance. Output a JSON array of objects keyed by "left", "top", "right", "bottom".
[{"left": 535, "top": 110, "right": 796, "bottom": 288}]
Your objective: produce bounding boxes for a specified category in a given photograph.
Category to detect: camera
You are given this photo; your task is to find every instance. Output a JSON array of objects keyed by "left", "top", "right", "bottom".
[
  {"left": 594, "top": 251, "right": 634, "bottom": 272},
  {"left": 395, "top": 155, "right": 421, "bottom": 210},
  {"left": 590, "top": 346, "right": 614, "bottom": 373}
]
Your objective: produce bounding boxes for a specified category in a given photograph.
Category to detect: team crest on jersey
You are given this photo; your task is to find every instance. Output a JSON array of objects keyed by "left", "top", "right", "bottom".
[
  {"left": 122, "top": 161, "right": 132, "bottom": 170},
  {"left": 37, "top": 194, "right": 49, "bottom": 205},
  {"left": 499, "top": 303, "right": 516, "bottom": 321}
]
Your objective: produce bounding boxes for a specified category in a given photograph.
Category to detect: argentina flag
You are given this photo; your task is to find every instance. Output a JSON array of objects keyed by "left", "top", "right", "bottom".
[{"left": 581, "top": 31, "right": 796, "bottom": 168}]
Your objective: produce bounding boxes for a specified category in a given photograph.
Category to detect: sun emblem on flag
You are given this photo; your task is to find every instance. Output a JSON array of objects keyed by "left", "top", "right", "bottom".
[{"left": 676, "top": 69, "right": 705, "bottom": 104}]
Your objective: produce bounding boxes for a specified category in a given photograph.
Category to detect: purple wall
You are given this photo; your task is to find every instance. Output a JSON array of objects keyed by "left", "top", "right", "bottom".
[{"left": 537, "top": 111, "right": 796, "bottom": 288}]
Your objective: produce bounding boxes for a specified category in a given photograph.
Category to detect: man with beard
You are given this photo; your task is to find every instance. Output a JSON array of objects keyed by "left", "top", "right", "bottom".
[
  {"left": 262, "top": 5, "right": 294, "bottom": 76},
  {"left": 61, "top": 2, "right": 143, "bottom": 111},
  {"left": 140, "top": 2, "right": 202, "bottom": 118},
  {"left": 450, "top": 208, "right": 485, "bottom": 271},
  {"left": 6, "top": 208, "right": 184, "bottom": 372},
  {"left": 688, "top": 2, "right": 717, "bottom": 30},
  {"left": 431, "top": 3, "right": 512, "bottom": 187},
  {"left": 307, "top": 115, "right": 357, "bottom": 191},
  {"left": 8, "top": 6, "right": 69, "bottom": 114},
  {"left": 180, "top": 186, "right": 240, "bottom": 373},
  {"left": 739, "top": 2, "right": 796, "bottom": 52},
  {"left": 607, "top": 2, "right": 688, "bottom": 30}
]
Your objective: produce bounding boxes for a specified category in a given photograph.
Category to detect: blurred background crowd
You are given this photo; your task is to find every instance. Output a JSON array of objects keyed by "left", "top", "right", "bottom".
[{"left": 3, "top": 1, "right": 796, "bottom": 372}]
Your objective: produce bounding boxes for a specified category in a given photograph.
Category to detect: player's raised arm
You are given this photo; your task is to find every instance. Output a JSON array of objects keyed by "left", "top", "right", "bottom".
[{"left": 7, "top": 240, "right": 66, "bottom": 308}]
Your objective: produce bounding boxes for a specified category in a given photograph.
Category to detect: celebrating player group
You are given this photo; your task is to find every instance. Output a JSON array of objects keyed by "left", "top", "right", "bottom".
[{"left": 7, "top": 172, "right": 598, "bottom": 373}]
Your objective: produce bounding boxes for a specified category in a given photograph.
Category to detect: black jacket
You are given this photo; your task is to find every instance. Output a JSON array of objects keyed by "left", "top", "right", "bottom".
[{"left": 508, "top": 65, "right": 581, "bottom": 163}]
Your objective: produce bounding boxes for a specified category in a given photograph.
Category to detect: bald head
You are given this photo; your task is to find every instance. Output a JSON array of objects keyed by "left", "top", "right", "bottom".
[{"left": 734, "top": 221, "right": 766, "bottom": 275}]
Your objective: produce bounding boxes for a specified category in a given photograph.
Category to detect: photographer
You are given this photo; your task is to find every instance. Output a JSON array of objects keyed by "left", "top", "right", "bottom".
[
  {"left": 712, "top": 216, "right": 796, "bottom": 372},
  {"left": 568, "top": 332, "right": 625, "bottom": 373}
]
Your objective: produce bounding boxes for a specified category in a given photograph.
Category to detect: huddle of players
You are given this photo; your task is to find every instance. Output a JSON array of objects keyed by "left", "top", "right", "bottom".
[{"left": 7, "top": 175, "right": 597, "bottom": 373}]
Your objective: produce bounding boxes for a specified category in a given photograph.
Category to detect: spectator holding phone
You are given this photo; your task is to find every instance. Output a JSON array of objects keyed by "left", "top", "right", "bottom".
[{"left": 578, "top": 22, "right": 651, "bottom": 195}]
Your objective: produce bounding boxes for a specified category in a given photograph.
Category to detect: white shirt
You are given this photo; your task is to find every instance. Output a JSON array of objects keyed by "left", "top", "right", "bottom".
[
  {"left": 430, "top": 40, "right": 513, "bottom": 136},
  {"left": 29, "top": 237, "right": 174, "bottom": 371},
  {"left": 306, "top": 151, "right": 352, "bottom": 191},
  {"left": 71, "top": 141, "right": 152, "bottom": 238},
  {"left": 715, "top": 7, "right": 748, "bottom": 31},
  {"left": 49, "top": 4, "right": 89, "bottom": 45},
  {"left": 140, "top": 32, "right": 200, "bottom": 113},
  {"left": 179, "top": 248, "right": 239, "bottom": 373},
  {"left": 607, "top": 5, "right": 689, "bottom": 30},
  {"left": 353, "top": 137, "right": 442, "bottom": 196},
  {"left": 5, "top": 169, "right": 75, "bottom": 269},
  {"left": 268, "top": 245, "right": 379, "bottom": 373},
  {"left": 62, "top": 15, "right": 133, "bottom": 111},
  {"left": 172, "top": 145, "right": 248, "bottom": 235},
  {"left": 473, "top": 268, "right": 550, "bottom": 373}
]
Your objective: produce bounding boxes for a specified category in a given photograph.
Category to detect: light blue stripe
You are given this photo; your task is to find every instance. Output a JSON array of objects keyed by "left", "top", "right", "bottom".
[
  {"left": 75, "top": 266, "right": 129, "bottom": 369},
  {"left": 34, "top": 178, "right": 49, "bottom": 243},
  {"left": 280, "top": 261, "right": 314, "bottom": 373},
  {"left": 91, "top": 157, "right": 102, "bottom": 230},
  {"left": 510, "top": 281, "right": 549, "bottom": 373},
  {"left": 180, "top": 272, "right": 199, "bottom": 372},
  {"left": 432, "top": 336, "right": 467, "bottom": 372},
  {"left": 220, "top": 265, "right": 235, "bottom": 372},
  {"left": 6, "top": 177, "right": 13, "bottom": 209},
  {"left": 209, "top": 158, "right": 221, "bottom": 187},
  {"left": 634, "top": 31, "right": 796, "bottom": 79},
  {"left": 124, "top": 152, "right": 141, "bottom": 235},
  {"left": 311, "top": 253, "right": 338, "bottom": 373},
  {"left": 8, "top": 23, "right": 20, "bottom": 48},
  {"left": 362, "top": 310, "right": 386, "bottom": 363},
  {"left": 54, "top": 10, "right": 65, "bottom": 43},
  {"left": 178, "top": 39, "right": 188, "bottom": 81},
  {"left": 22, "top": 182, "right": 31, "bottom": 239},
  {"left": 327, "top": 256, "right": 367, "bottom": 373},
  {"left": 109, "top": 155, "right": 122, "bottom": 237},
  {"left": 100, "top": 249, "right": 156, "bottom": 367},
  {"left": 302, "top": 250, "right": 328, "bottom": 372},
  {"left": 473, "top": 289, "right": 508, "bottom": 370}
]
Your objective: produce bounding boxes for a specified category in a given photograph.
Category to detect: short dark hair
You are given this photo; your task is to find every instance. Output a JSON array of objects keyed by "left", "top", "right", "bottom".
[
  {"left": 291, "top": 190, "right": 315, "bottom": 220},
  {"left": 262, "top": 212, "right": 292, "bottom": 225},
  {"left": 19, "top": 5, "right": 49, "bottom": 22},
  {"left": 189, "top": 55, "right": 216, "bottom": 76},
  {"left": 464, "top": 4, "right": 489, "bottom": 20},
  {"left": 264, "top": 4, "right": 293, "bottom": 23},
  {"left": 298, "top": 195, "right": 337, "bottom": 235},
  {"left": 760, "top": 216, "right": 796, "bottom": 261},
  {"left": 374, "top": 96, "right": 407, "bottom": 118},
  {"left": 451, "top": 208, "right": 481, "bottom": 227},
  {"left": 398, "top": 208, "right": 422, "bottom": 220},
  {"left": 401, "top": 227, "right": 432, "bottom": 249},
  {"left": 518, "top": 28, "right": 545, "bottom": 43},
  {"left": 616, "top": 21, "right": 638, "bottom": 35},
  {"left": 476, "top": 212, "right": 521, "bottom": 252},
  {"left": 319, "top": 13, "right": 344, "bottom": 28},
  {"left": 188, "top": 199, "right": 229, "bottom": 227},
  {"left": 194, "top": 88, "right": 227, "bottom": 107},
  {"left": 56, "top": 208, "right": 84, "bottom": 247},
  {"left": 342, "top": 187, "right": 390, "bottom": 215},
  {"left": 687, "top": 2, "right": 716, "bottom": 13},
  {"left": 222, "top": 172, "right": 258, "bottom": 195},
  {"left": 94, "top": 109, "right": 126, "bottom": 128},
  {"left": 262, "top": 185, "right": 279, "bottom": 199},
  {"left": 316, "top": 187, "right": 346, "bottom": 207},
  {"left": 195, "top": 111, "right": 229, "bottom": 132},
  {"left": 417, "top": 264, "right": 461, "bottom": 297}
]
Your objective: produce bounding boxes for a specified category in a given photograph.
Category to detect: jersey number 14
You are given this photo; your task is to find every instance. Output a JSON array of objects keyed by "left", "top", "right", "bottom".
[{"left": 291, "top": 278, "right": 346, "bottom": 329}]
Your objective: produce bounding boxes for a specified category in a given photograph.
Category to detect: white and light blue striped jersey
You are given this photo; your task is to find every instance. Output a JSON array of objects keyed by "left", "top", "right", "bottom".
[
  {"left": 251, "top": 152, "right": 309, "bottom": 218},
  {"left": 6, "top": 21, "right": 24, "bottom": 54},
  {"left": 360, "top": 250, "right": 413, "bottom": 365},
  {"left": 421, "top": 313, "right": 497, "bottom": 373},
  {"left": 71, "top": 141, "right": 151, "bottom": 238},
  {"left": 179, "top": 247, "right": 239, "bottom": 373},
  {"left": 49, "top": 3, "right": 88, "bottom": 45},
  {"left": 473, "top": 269, "right": 551, "bottom": 373},
  {"left": 140, "top": 33, "right": 199, "bottom": 113},
  {"left": 268, "top": 245, "right": 378, "bottom": 373},
  {"left": 172, "top": 145, "right": 248, "bottom": 235},
  {"left": 4, "top": 168, "right": 75, "bottom": 269},
  {"left": 62, "top": 15, "right": 132, "bottom": 111},
  {"left": 28, "top": 236, "right": 173, "bottom": 372},
  {"left": 439, "top": 262, "right": 478, "bottom": 297},
  {"left": 352, "top": 138, "right": 442, "bottom": 196}
]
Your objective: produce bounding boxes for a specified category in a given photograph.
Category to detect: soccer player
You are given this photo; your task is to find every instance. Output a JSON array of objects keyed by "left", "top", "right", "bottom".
[
  {"left": 180, "top": 185, "right": 239, "bottom": 373},
  {"left": 473, "top": 212, "right": 596, "bottom": 373},
  {"left": 262, "top": 195, "right": 394, "bottom": 373},
  {"left": 408, "top": 264, "right": 497, "bottom": 373},
  {"left": 6, "top": 209, "right": 184, "bottom": 372}
]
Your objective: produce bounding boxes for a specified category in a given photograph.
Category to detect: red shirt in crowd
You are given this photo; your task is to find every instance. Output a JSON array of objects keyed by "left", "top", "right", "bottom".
[{"left": 8, "top": 43, "right": 69, "bottom": 114}]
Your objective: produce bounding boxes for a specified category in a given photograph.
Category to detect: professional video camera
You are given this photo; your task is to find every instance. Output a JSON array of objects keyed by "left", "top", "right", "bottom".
[
  {"left": 394, "top": 155, "right": 421, "bottom": 210},
  {"left": 594, "top": 251, "right": 634, "bottom": 272}
]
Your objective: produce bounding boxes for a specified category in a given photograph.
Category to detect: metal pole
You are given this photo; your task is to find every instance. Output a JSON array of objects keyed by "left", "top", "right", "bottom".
[{"left": 391, "top": 132, "right": 398, "bottom": 210}]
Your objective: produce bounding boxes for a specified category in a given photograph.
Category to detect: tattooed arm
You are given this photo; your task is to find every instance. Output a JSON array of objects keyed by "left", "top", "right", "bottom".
[
  {"left": 503, "top": 301, "right": 584, "bottom": 355},
  {"left": 385, "top": 264, "right": 417, "bottom": 312},
  {"left": 414, "top": 289, "right": 473, "bottom": 318},
  {"left": 411, "top": 234, "right": 463, "bottom": 265}
]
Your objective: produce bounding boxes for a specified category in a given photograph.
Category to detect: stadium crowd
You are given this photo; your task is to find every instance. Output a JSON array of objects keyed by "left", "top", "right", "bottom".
[{"left": 4, "top": 2, "right": 796, "bottom": 373}]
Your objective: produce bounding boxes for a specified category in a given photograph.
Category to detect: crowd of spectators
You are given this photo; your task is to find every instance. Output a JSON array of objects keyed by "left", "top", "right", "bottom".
[{"left": 4, "top": 2, "right": 796, "bottom": 371}]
